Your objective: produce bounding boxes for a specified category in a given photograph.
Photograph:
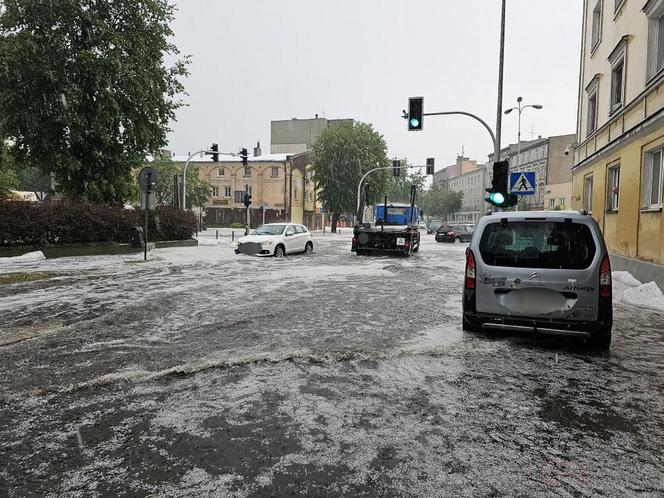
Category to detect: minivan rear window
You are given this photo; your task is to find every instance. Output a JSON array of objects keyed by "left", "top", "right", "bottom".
[{"left": 479, "top": 221, "right": 596, "bottom": 269}]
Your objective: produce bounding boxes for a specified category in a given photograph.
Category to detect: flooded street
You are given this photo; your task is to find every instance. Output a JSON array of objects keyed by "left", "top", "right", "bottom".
[{"left": 1, "top": 233, "right": 663, "bottom": 497}]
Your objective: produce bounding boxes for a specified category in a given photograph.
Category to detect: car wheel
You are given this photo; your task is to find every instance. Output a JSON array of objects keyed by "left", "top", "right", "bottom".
[
  {"left": 274, "top": 245, "right": 285, "bottom": 258},
  {"left": 234, "top": 249, "right": 239, "bottom": 254},
  {"left": 462, "top": 315, "right": 479, "bottom": 332},
  {"left": 590, "top": 332, "right": 611, "bottom": 350},
  {"left": 454, "top": 237, "right": 461, "bottom": 244},
  {"left": 305, "top": 241, "right": 313, "bottom": 254}
]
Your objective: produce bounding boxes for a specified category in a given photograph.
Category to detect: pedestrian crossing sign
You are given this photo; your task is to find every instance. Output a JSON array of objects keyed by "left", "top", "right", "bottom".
[{"left": 509, "top": 172, "right": 536, "bottom": 195}]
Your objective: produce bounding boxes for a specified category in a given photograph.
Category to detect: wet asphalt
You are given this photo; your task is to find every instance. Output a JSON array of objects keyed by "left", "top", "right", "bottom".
[{"left": 0, "top": 233, "right": 663, "bottom": 497}]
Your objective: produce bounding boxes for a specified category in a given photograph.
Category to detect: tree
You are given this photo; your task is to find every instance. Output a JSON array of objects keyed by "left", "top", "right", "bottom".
[
  {"left": 0, "top": 0, "right": 190, "bottom": 204},
  {"left": 142, "top": 153, "right": 210, "bottom": 209},
  {"left": 420, "top": 188, "right": 464, "bottom": 221},
  {"left": 312, "top": 121, "right": 390, "bottom": 232},
  {"left": 384, "top": 164, "right": 426, "bottom": 204},
  {"left": 0, "top": 142, "right": 19, "bottom": 199}
]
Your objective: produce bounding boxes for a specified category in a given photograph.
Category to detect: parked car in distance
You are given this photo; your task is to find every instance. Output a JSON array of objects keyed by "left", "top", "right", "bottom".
[
  {"left": 235, "top": 223, "right": 313, "bottom": 257},
  {"left": 435, "top": 224, "right": 474, "bottom": 243},
  {"left": 462, "top": 210, "right": 612, "bottom": 348},
  {"left": 427, "top": 221, "right": 441, "bottom": 234},
  {"left": 418, "top": 221, "right": 427, "bottom": 230}
]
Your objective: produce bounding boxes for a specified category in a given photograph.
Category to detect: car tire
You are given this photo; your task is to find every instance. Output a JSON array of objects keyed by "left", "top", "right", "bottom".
[
  {"left": 305, "top": 241, "right": 313, "bottom": 254},
  {"left": 454, "top": 237, "right": 461, "bottom": 244},
  {"left": 590, "top": 332, "right": 611, "bottom": 350},
  {"left": 274, "top": 245, "right": 285, "bottom": 258},
  {"left": 462, "top": 315, "right": 479, "bottom": 332},
  {"left": 234, "top": 249, "right": 239, "bottom": 254}
]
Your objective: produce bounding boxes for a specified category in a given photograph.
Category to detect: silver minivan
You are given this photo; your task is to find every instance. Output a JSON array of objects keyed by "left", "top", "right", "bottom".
[{"left": 462, "top": 211, "right": 612, "bottom": 348}]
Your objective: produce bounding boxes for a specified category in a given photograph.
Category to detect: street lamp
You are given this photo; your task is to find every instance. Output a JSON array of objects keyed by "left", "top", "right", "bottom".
[{"left": 504, "top": 97, "right": 543, "bottom": 167}]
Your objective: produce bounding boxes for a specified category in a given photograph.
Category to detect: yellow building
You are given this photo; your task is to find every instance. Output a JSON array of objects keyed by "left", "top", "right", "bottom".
[
  {"left": 573, "top": 0, "right": 664, "bottom": 285},
  {"left": 172, "top": 149, "right": 321, "bottom": 229}
]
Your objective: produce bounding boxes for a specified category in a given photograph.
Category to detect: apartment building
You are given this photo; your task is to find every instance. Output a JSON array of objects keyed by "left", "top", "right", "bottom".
[{"left": 573, "top": 0, "right": 664, "bottom": 285}]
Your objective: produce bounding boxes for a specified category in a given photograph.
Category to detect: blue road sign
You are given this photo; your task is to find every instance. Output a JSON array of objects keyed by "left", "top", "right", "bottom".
[{"left": 510, "top": 171, "right": 536, "bottom": 195}]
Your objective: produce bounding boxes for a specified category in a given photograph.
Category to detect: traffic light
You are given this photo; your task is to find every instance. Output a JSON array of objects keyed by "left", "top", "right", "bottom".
[
  {"left": 426, "top": 157, "right": 435, "bottom": 175},
  {"left": 392, "top": 159, "right": 401, "bottom": 176},
  {"left": 210, "top": 143, "right": 219, "bottom": 162},
  {"left": 408, "top": 97, "right": 423, "bottom": 131},
  {"left": 243, "top": 192, "right": 252, "bottom": 207},
  {"left": 485, "top": 160, "right": 510, "bottom": 207},
  {"left": 240, "top": 148, "right": 248, "bottom": 167}
]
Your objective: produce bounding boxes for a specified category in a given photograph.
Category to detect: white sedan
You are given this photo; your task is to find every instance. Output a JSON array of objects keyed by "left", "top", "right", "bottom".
[{"left": 234, "top": 223, "right": 313, "bottom": 257}]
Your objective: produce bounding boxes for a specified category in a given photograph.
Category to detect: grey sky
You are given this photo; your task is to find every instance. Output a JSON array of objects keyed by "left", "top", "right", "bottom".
[{"left": 166, "top": 0, "right": 582, "bottom": 168}]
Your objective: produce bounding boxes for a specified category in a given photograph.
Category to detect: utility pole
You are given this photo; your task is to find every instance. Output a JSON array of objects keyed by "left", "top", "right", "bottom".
[{"left": 495, "top": 0, "right": 507, "bottom": 161}]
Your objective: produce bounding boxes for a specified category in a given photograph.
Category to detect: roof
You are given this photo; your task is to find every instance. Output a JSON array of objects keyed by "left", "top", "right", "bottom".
[
  {"left": 159, "top": 153, "right": 292, "bottom": 164},
  {"left": 486, "top": 210, "right": 590, "bottom": 218}
]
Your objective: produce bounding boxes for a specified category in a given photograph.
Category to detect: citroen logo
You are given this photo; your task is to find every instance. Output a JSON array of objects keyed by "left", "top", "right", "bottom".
[{"left": 529, "top": 272, "right": 541, "bottom": 281}]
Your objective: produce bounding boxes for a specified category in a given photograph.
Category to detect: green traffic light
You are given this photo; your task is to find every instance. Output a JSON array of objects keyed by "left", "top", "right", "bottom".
[
  {"left": 489, "top": 192, "right": 505, "bottom": 205},
  {"left": 409, "top": 118, "right": 420, "bottom": 128}
]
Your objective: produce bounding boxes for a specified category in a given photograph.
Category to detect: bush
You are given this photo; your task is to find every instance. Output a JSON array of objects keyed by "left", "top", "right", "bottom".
[
  {"left": 0, "top": 201, "right": 197, "bottom": 247},
  {"left": 230, "top": 222, "right": 246, "bottom": 229}
]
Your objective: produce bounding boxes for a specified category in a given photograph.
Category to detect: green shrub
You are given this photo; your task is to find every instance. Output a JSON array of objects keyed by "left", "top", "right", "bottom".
[{"left": 0, "top": 201, "right": 197, "bottom": 247}]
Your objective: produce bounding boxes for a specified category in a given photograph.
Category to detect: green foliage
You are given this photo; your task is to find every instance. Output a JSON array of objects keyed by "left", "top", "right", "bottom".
[
  {"left": 0, "top": 0, "right": 190, "bottom": 203},
  {"left": 0, "top": 165, "right": 18, "bottom": 200},
  {"left": 0, "top": 200, "right": 197, "bottom": 246},
  {"left": 144, "top": 153, "right": 211, "bottom": 209},
  {"left": 0, "top": 142, "right": 18, "bottom": 199},
  {"left": 384, "top": 164, "right": 426, "bottom": 203},
  {"left": 420, "top": 188, "right": 464, "bottom": 219},
  {"left": 312, "top": 121, "right": 390, "bottom": 217}
]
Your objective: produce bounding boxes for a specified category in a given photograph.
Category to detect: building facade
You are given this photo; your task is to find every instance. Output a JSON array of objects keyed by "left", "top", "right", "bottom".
[
  {"left": 432, "top": 156, "right": 478, "bottom": 189},
  {"left": 173, "top": 151, "right": 322, "bottom": 229},
  {"left": 488, "top": 134, "right": 575, "bottom": 210},
  {"left": 447, "top": 164, "right": 488, "bottom": 223},
  {"left": 573, "top": 0, "right": 664, "bottom": 283},
  {"left": 270, "top": 116, "right": 352, "bottom": 154}
]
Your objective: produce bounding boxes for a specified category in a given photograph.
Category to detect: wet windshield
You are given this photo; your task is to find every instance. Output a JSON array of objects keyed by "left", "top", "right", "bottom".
[
  {"left": 253, "top": 224, "right": 286, "bottom": 235},
  {"left": 479, "top": 221, "right": 596, "bottom": 269}
]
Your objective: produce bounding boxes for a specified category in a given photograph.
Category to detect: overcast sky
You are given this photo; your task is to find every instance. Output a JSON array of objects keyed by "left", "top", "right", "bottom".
[{"left": 166, "top": 0, "right": 583, "bottom": 168}]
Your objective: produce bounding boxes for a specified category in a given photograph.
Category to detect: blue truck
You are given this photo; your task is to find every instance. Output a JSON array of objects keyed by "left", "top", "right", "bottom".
[{"left": 352, "top": 187, "right": 421, "bottom": 256}]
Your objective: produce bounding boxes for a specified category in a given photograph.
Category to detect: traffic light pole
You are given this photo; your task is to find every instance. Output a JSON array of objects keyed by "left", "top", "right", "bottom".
[
  {"left": 421, "top": 111, "right": 498, "bottom": 158},
  {"left": 356, "top": 164, "right": 432, "bottom": 216}
]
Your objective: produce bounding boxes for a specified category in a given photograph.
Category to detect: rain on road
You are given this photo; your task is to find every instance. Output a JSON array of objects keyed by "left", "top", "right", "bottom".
[{"left": 1, "top": 233, "right": 663, "bottom": 497}]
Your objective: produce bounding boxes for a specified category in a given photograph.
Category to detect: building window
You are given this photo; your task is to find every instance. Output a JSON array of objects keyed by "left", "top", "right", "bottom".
[
  {"left": 224, "top": 186, "right": 231, "bottom": 197},
  {"left": 243, "top": 167, "right": 251, "bottom": 177},
  {"left": 584, "top": 176, "right": 594, "bottom": 214},
  {"left": 271, "top": 167, "right": 279, "bottom": 178},
  {"left": 607, "top": 165, "right": 620, "bottom": 211},
  {"left": 234, "top": 191, "right": 243, "bottom": 203},
  {"left": 217, "top": 167, "right": 224, "bottom": 176},
  {"left": 587, "top": 89, "right": 598, "bottom": 136},
  {"left": 591, "top": 0, "right": 602, "bottom": 50},
  {"left": 646, "top": 0, "right": 664, "bottom": 79},
  {"left": 643, "top": 147, "right": 664, "bottom": 208},
  {"left": 559, "top": 197, "right": 566, "bottom": 206},
  {"left": 211, "top": 186, "right": 220, "bottom": 197},
  {"left": 548, "top": 198, "right": 556, "bottom": 209},
  {"left": 610, "top": 58, "right": 624, "bottom": 111}
]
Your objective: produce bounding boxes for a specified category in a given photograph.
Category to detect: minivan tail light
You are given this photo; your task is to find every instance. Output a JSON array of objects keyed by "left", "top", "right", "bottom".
[
  {"left": 465, "top": 248, "right": 476, "bottom": 289},
  {"left": 600, "top": 254, "right": 611, "bottom": 297}
]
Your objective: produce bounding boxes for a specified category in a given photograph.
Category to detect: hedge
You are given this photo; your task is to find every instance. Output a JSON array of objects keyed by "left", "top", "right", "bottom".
[{"left": 0, "top": 201, "right": 197, "bottom": 247}]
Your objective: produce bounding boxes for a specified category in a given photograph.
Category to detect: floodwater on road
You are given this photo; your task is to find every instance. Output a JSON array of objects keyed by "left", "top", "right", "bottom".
[{"left": 1, "top": 233, "right": 663, "bottom": 497}]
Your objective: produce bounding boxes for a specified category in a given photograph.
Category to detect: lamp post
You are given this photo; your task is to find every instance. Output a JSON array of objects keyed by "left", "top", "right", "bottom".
[{"left": 504, "top": 97, "right": 543, "bottom": 167}]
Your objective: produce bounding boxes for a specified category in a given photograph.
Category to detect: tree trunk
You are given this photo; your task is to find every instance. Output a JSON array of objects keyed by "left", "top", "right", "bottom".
[{"left": 331, "top": 212, "right": 339, "bottom": 233}]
